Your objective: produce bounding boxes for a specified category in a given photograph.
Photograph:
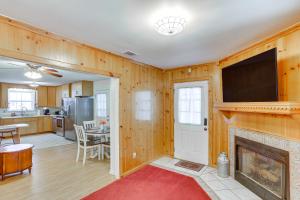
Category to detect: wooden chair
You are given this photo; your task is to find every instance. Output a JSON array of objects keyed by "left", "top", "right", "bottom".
[{"left": 74, "top": 124, "right": 101, "bottom": 165}]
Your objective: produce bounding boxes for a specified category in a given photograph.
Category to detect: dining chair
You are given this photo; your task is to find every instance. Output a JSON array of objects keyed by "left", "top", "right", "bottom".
[
  {"left": 83, "top": 120, "right": 107, "bottom": 142},
  {"left": 74, "top": 124, "right": 101, "bottom": 165},
  {"left": 83, "top": 120, "right": 97, "bottom": 130}
]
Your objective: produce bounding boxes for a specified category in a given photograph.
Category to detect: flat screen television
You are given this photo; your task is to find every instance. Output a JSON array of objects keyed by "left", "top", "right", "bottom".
[{"left": 222, "top": 48, "right": 278, "bottom": 102}]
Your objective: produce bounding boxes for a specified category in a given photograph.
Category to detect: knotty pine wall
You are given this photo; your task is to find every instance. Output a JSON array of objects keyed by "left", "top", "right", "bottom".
[
  {"left": 0, "top": 16, "right": 164, "bottom": 175},
  {"left": 0, "top": 15, "right": 299, "bottom": 170},
  {"left": 163, "top": 23, "right": 300, "bottom": 166}
]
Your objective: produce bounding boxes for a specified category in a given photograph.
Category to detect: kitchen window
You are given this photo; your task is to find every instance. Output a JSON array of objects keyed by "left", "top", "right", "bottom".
[{"left": 8, "top": 88, "right": 36, "bottom": 111}]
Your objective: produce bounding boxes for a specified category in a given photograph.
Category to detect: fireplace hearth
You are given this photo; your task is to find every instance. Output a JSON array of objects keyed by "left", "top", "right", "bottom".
[{"left": 235, "top": 136, "right": 289, "bottom": 200}]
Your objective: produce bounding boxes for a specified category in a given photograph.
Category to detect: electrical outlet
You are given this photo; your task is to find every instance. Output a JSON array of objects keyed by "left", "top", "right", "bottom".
[{"left": 132, "top": 152, "right": 137, "bottom": 159}]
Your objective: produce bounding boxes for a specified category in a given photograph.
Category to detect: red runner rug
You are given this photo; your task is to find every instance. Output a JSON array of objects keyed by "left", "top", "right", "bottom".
[{"left": 82, "top": 165, "right": 211, "bottom": 200}]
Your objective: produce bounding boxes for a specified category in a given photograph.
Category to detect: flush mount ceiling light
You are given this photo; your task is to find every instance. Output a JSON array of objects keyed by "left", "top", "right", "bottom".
[
  {"left": 151, "top": 5, "right": 189, "bottom": 36},
  {"left": 154, "top": 16, "right": 186, "bottom": 36},
  {"left": 24, "top": 71, "right": 42, "bottom": 79},
  {"left": 29, "top": 82, "right": 39, "bottom": 88}
]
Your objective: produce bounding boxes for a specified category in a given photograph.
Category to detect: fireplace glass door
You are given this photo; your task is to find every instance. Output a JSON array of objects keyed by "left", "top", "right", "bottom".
[{"left": 238, "top": 147, "right": 284, "bottom": 198}]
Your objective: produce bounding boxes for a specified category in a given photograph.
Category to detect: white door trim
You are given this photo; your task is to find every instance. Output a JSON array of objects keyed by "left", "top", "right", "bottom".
[
  {"left": 174, "top": 80, "right": 209, "bottom": 165},
  {"left": 109, "top": 77, "right": 120, "bottom": 178}
]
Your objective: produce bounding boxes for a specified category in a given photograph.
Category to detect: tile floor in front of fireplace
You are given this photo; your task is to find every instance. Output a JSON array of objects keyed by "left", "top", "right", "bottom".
[{"left": 152, "top": 156, "right": 261, "bottom": 200}]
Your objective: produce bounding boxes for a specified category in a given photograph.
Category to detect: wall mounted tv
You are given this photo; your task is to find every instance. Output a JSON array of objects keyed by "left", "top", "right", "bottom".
[{"left": 222, "top": 48, "right": 278, "bottom": 102}]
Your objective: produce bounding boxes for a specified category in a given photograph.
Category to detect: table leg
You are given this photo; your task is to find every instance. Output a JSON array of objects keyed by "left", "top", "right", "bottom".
[
  {"left": 12, "top": 128, "right": 20, "bottom": 144},
  {"left": 89, "top": 148, "right": 98, "bottom": 159}
]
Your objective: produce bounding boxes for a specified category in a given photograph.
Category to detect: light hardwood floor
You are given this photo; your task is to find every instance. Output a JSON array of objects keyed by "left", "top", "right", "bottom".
[{"left": 0, "top": 144, "right": 115, "bottom": 200}]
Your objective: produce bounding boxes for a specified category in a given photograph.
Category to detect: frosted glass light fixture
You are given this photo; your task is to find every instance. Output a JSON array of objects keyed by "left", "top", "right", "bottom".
[
  {"left": 24, "top": 71, "right": 42, "bottom": 79},
  {"left": 29, "top": 82, "right": 39, "bottom": 87},
  {"left": 155, "top": 16, "right": 186, "bottom": 36}
]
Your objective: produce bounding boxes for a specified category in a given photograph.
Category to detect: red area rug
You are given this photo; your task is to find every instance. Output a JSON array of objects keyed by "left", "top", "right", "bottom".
[{"left": 82, "top": 165, "right": 211, "bottom": 200}]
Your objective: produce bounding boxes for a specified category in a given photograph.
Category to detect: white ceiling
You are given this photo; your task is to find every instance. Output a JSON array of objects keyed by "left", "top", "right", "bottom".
[
  {"left": 0, "top": 57, "right": 108, "bottom": 86},
  {"left": 0, "top": 0, "right": 300, "bottom": 68}
]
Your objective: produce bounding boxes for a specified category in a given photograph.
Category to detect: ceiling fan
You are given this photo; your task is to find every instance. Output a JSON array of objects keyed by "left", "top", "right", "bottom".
[
  {"left": 0, "top": 59, "right": 63, "bottom": 78},
  {"left": 26, "top": 64, "right": 63, "bottom": 78}
]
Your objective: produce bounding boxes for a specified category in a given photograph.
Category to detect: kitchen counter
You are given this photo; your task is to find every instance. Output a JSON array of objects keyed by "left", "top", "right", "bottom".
[
  {"left": 0, "top": 115, "right": 57, "bottom": 119},
  {"left": 0, "top": 115, "right": 54, "bottom": 135},
  {"left": 0, "top": 123, "right": 29, "bottom": 130}
]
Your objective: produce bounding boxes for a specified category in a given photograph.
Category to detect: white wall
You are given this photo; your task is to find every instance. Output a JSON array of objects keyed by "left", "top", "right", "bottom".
[{"left": 94, "top": 79, "right": 111, "bottom": 92}]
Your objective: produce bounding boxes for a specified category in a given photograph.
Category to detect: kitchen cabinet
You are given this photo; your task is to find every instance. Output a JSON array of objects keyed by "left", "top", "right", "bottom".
[
  {"left": 37, "top": 86, "right": 48, "bottom": 107},
  {"left": 18, "top": 118, "right": 38, "bottom": 135},
  {"left": 56, "top": 84, "right": 70, "bottom": 107},
  {"left": 37, "top": 117, "right": 44, "bottom": 133},
  {"left": 61, "top": 84, "right": 71, "bottom": 98},
  {"left": 0, "top": 83, "right": 3, "bottom": 108},
  {"left": 37, "top": 116, "right": 52, "bottom": 132},
  {"left": 37, "top": 86, "right": 57, "bottom": 108},
  {"left": 56, "top": 86, "right": 62, "bottom": 107},
  {"left": 43, "top": 116, "right": 53, "bottom": 132},
  {"left": 71, "top": 81, "right": 93, "bottom": 97},
  {"left": 0, "top": 116, "right": 53, "bottom": 135},
  {"left": 71, "top": 82, "right": 82, "bottom": 97},
  {"left": 47, "top": 87, "right": 56, "bottom": 107}
]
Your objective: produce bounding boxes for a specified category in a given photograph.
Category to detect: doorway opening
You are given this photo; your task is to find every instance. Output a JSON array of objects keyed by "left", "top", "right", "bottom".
[
  {"left": 174, "top": 81, "right": 209, "bottom": 165},
  {"left": 0, "top": 56, "right": 120, "bottom": 178}
]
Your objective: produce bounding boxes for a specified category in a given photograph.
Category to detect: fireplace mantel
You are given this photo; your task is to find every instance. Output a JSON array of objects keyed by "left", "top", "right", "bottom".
[{"left": 215, "top": 102, "right": 300, "bottom": 119}]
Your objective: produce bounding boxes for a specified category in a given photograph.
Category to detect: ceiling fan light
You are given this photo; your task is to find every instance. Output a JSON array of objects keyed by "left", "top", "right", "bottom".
[
  {"left": 24, "top": 71, "right": 42, "bottom": 79},
  {"left": 29, "top": 82, "right": 39, "bottom": 87}
]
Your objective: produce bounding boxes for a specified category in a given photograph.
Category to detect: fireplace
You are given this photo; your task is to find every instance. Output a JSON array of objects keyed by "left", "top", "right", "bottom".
[{"left": 235, "top": 136, "right": 289, "bottom": 200}]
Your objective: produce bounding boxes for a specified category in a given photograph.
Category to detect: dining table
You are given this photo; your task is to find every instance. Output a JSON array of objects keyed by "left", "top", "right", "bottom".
[
  {"left": 85, "top": 128, "right": 110, "bottom": 138},
  {"left": 0, "top": 123, "right": 29, "bottom": 144},
  {"left": 85, "top": 127, "right": 110, "bottom": 159}
]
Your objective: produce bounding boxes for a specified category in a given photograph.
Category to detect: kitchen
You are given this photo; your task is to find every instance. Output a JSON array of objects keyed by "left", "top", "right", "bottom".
[{"left": 0, "top": 56, "right": 112, "bottom": 149}]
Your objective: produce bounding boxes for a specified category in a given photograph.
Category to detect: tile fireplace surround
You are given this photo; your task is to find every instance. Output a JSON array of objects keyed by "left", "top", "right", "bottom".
[{"left": 229, "top": 127, "right": 300, "bottom": 200}]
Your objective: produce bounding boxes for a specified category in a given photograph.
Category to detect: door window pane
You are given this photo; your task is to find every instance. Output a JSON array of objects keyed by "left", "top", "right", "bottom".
[
  {"left": 178, "top": 87, "right": 202, "bottom": 125},
  {"left": 96, "top": 93, "right": 107, "bottom": 118}
]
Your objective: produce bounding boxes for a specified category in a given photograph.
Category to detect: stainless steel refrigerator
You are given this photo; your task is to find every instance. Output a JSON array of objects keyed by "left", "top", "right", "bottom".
[{"left": 62, "top": 97, "right": 94, "bottom": 141}]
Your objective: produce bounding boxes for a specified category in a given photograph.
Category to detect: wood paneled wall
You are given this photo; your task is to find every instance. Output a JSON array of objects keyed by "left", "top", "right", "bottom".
[
  {"left": 220, "top": 24, "right": 300, "bottom": 101},
  {"left": 0, "top": 14, "right": 299, "bottom": 171},
  {"left": 0, "top": 16, "right": 164, "bottom": 175},
  {"left": 163, "top": 23, "right": 300, "bottom": 166}
]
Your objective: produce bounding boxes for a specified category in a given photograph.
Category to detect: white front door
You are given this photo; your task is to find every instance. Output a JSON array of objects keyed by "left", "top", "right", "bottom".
[{"left": 174, "top": 81, "right": 209, "bottom": 165}]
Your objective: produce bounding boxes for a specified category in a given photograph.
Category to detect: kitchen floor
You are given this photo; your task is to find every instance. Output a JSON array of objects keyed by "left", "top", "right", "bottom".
[
  {"left": 152, "top": 157, "right": 261, "bottom": 200},
  {"left": 0, "top": 143, "right": 115, "bottom": 200},
  {"left": 2, "top": 133, "right": 74, "bottom": 150}
]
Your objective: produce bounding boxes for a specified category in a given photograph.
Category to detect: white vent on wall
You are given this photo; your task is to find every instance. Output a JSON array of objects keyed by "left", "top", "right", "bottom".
[{"left": 123, "top": 51, "right": 136, "bottom": 56}]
